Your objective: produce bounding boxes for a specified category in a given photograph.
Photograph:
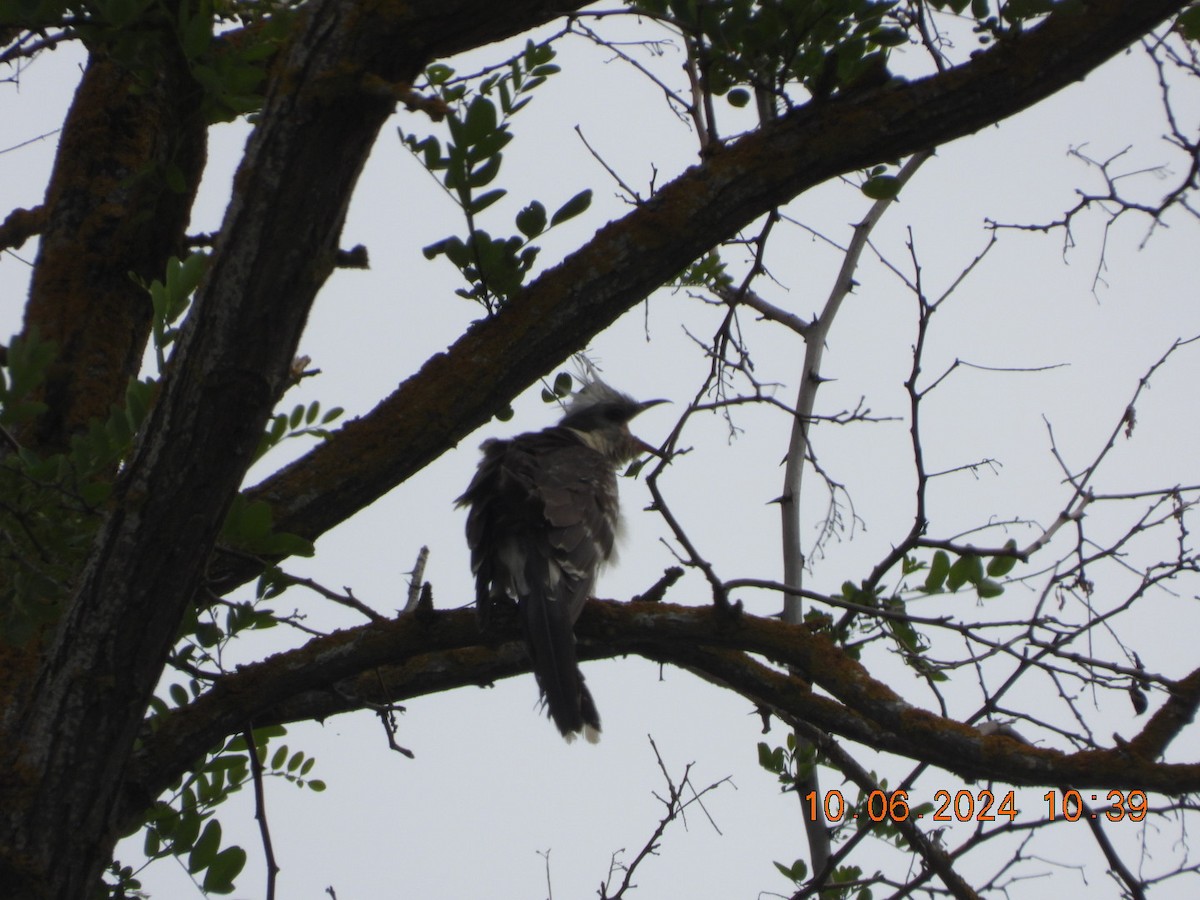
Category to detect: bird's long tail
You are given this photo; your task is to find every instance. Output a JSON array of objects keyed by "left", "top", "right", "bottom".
[{"left": 521, "top": 570, "right": 602, "bottom": 742}]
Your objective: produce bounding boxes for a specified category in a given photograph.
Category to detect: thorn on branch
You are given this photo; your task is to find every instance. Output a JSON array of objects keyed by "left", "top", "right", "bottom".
[{"left": 414, "top": 581, "right": 436, "bottom": 624}]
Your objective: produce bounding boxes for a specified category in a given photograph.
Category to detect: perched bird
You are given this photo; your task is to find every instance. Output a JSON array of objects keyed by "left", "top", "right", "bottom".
[{"left": 456, "top": 373, "right": 665, "bottom": 742}]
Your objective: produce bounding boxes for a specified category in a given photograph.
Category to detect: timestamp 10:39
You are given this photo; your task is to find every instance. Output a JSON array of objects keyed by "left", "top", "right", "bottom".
[{"left": 804, "top": 788, "right": 1149, "bottom": 824}]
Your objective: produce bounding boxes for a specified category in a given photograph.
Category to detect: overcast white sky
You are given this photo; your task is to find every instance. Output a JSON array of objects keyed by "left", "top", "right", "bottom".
[{"left": 4, "top": 10, "right": 1200, "bottom": 899}]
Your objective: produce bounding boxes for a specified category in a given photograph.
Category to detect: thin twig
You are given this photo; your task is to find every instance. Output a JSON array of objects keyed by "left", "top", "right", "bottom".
[
  {"left": 243, "top": 728, "right": 280, "bottom": 900},
  {"left": 600, "top": 736, "right": 731, "bottom": 899},
  {"left": 277, "top": 574, "right": 387, "bottom": 622}
]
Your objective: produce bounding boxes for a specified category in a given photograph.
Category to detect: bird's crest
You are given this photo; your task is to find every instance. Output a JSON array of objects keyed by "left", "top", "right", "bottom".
[{"left": 562, "top": 356, "right": 639, "bottom": 420}]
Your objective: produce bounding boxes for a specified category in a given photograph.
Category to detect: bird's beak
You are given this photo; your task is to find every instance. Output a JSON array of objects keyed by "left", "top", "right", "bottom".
[{"left": 631, "top": 399, "right": 669, "bottom": 457}]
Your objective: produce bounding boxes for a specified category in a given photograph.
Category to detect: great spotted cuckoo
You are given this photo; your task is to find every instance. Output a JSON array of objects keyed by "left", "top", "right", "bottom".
[{"left": 456, "top": 374, "right": 664, "bottom": 742}]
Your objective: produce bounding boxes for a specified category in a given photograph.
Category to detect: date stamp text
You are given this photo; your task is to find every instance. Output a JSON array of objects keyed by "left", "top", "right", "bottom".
[{"left": 804, "top": 789, "right": 1148, "bottom": 824}]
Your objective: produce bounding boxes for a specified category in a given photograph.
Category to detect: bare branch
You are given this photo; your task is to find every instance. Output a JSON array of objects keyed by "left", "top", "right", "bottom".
[
  {"left": 599, "top": 736, "right": 731, "bottom": 900},
  {"left": 243, "top": 728, "right": 281, "bottom": 900}
]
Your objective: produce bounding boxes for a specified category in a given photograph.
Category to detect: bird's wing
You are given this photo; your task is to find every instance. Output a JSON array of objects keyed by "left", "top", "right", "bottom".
[
  {"left": 532, "top": 436, "right": 620, "bottom": 615},
  {"left": 458, "top": 429, "right": 619, "bottom": 611}
]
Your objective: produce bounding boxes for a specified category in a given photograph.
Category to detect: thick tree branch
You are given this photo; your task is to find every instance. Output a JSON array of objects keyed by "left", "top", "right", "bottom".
[
  {"left": 15, "top": 48, "right": 207, "bottom": 453},
  {"left": 120, "top": 600, "right": 1200, "bottom": 835},
  {"left": 222, "top": 0, "right": 1190, "bottom": 593}
]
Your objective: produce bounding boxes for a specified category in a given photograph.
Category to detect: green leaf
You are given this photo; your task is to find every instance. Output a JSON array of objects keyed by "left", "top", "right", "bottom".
[
  {"left": 168, "top": 683, "right": 189, "bottom": 707},
  {"left": 964, "top": 554, "right": 984, "bottom": 584},
  {"left": 463, "top": 96, "right": 498, "bottom": 144},
  {"left": 125, "top": 378, "right": 153, "bottom": 429},
  {"left": 496, "top": 78, "right": 514, "bottom": 113},
  {"left": 1, "top": 327, "right": 56, "bottom": 405},
  {"left": 260, "top": 531, "right": 315, "bottom": 558},
  {"left": 181, "top": 10, "right": 212, "bottom": 59},
  {"left": 150, "top": 801, "right": 180, "bottom": 836},
  {"left": 268, "top": 414, "right": 287, "bottom": 444},
  {"left": 79, "top": 479, "right": 112, "bottom": 507},
  {"left": 727, "top": 87, "right": 751, "bottom": 107},
  {"left": 525, "top": 39, "right": 555, "bottom": 67},
  {"left": 468, "top": 187, "right": 506, "bottom": 214},
  {"left": 195, "top": 621, "right": 222, "bottom": 648},
  {"left": 202, "top": 845, "right": 247, "bottom": 894},
  {"left": 985, "top": 555, "right": 1014, "bottom": 577},
  {"left": 924, "top": 550, "right": 950, "bottom": 592},
  {"left": 467, "top": 154, "right": 504, "bottom": 189},
  {"left": 774, "top": 858, "right": 808, "bottom": 883},
  {"left": 948, "top": 553, "right": 985, "bottom": 591},
  {"left": 888, "top": 615, "right": 920, "bottom": 652},
  {"left": 423, "top": 235, "right": 465, "bottom": 262},
  {"left": 976, "top": 578, "right": 1004, "bottom": 599},
  {"left": 1180, "top": 7, "right": 1200, "bottom": 41},
  {"left": 872, "top": 27, "right": 908, "bottom": 47},
  {"left": 515, "top": 201, "right": 547, "bottom": 238},
  {"left": 144, "top": 826, "right": 161, "bottom": 858},
  {"left": 986, "top": 540, "right": 1020, "bottom": 577},
  {"left": 188, "top": 820, "right": 222, "bottom": 874},
  {"left": 243, "top": 500, "right": 273, "bottom": 541},
  {"left": 270, "top": 744, "right": 288, "bottom": 770},
  {"left": 550, "top": 189, "right": 593, "bottom": 226},
  {"left": 945, "top": 556, "right": 974, "bottom": 592},
  {"left": 862, "top": 174, "right": 901, "bottom": 200},
  {"left": 103, "top": 0, "right": 147, "bottom": 28},
  {"left": 307, "top": 779, "right": 327, "bottom": 792},
  {"left": 426, "top": 63, "right": 454, "bottom": 85},
  {"left": 756, "top": 741, "right": 774, "bottom": 770},
  {"left": 1003, "top": 0, "right": 1055, "bottom": 21}
]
